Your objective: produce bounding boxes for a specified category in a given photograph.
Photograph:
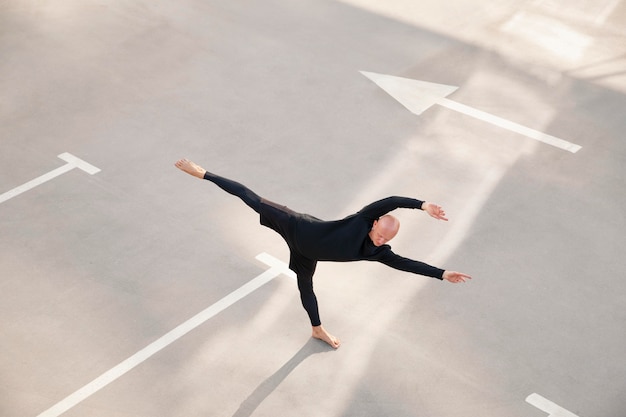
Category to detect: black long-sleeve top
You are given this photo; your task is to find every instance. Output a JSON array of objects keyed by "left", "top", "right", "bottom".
[{"left": 291, "top": 196, "right": 445, "bottom": 280}]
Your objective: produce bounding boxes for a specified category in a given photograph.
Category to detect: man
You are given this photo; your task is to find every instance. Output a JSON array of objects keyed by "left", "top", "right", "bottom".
[{"left": 175, "top": 159, "right": 471, "bottom": 349}]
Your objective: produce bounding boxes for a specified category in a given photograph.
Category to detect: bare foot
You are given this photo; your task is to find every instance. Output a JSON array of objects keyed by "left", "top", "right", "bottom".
[
  {"left": 175, "top": 158, "right": 206, "bottom": 179},
  {"left": 312, "top": 325, "right": 341, "bottom": 349}
]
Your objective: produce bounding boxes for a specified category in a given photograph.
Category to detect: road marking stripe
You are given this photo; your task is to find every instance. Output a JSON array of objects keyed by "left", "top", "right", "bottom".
[
  {"left": 438, "top": 98, "right": 582, "bottom": 153},
  {"left": 526, "top": 393, "right": 581, "bottom": 417},
  {"left": 0, "top": 153, "right": 100, "bottom": 204},
  {"left": 35, "top": 253, "right": 291, "bottom": 417}
]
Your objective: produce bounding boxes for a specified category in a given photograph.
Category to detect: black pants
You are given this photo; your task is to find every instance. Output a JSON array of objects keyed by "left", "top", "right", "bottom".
[{"left": 203, "top": 172, "right": 321, "bottom": 326}]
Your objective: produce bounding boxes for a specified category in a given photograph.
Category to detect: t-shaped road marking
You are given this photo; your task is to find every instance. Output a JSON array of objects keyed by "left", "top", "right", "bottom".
[
  {"left": 0, "top": 152, "right": 101, "bottom": 204},
  {"left": 360, "top": 71, "right": 582, "bottom": 153}
]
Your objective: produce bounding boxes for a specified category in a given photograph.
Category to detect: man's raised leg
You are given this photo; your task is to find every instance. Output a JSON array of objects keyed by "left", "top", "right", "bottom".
[
  {"left": 175, "top": 158, "right": 206, "bottom": 178},
  {"left": 175, "top": 158, "right": 263, "bottom": 212}
]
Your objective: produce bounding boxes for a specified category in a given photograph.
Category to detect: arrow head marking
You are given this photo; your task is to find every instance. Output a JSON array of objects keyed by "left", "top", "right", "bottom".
[{"left": 360, "top": 71, "right": 458, "bottom": 115}]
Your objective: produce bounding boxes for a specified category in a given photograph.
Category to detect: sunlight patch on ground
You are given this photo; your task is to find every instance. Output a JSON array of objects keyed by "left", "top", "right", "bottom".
[
  {"left": 501, "top": 12, "right": 592, "bottom": 63},
  {"left": 335, "top": 0, "right": 626, "bottom": 94},
  {"left": 311, "top": 60, "right": 566, "bottom": 413}
]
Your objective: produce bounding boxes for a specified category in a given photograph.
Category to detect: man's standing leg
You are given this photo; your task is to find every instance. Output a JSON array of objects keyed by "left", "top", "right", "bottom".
[{"left": 290, "top": 255, "right": 341, "bottom": 349}]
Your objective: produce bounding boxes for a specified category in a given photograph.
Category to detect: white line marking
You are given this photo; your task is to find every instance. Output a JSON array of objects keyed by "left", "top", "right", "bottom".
[
  {"left": 360, "top": 71, "right": 582, "bottom": 153},
  {"left": 257, "top": 252, "right": 296, "bottom": 280},
  {"left": 526, "top": 393, "right": 581, "bottom": 417},
  {"left": 35, "top": 253, "right": 293, "bottom": 417},
  {"left": 437, "top": 98, "right": 582, "bottom": 154},
  {"left": 57, "top": 152, "right": 101, "bottom": 175},
  {"left": 595, "top": 0, "right": 621, "bottom": 25},
  {"left": 0, "top": 153, "right": 101, "bottom": 204}
]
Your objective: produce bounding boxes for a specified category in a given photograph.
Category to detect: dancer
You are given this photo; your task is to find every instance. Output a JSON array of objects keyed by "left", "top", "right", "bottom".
[{"left": 175, "top": 159, "right": 471, "bottom": 348}]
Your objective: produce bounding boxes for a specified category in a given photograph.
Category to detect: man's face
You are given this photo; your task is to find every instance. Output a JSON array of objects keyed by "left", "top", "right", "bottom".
[{"left": 369, "top": 219, "right": 398, "bottom": 246}]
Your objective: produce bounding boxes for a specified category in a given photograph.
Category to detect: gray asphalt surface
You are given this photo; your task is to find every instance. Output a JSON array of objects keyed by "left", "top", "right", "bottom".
[{"left": 2, "top": 1, "right": 625, "bottom": 416}]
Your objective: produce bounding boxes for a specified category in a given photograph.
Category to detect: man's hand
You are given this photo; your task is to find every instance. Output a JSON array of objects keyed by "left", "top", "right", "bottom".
[
  {"left": 442, "top": 271, "right": 472, "bottom": 283},
  {"left": 421, "top": 202, "right": 448, "bottom": 221}
]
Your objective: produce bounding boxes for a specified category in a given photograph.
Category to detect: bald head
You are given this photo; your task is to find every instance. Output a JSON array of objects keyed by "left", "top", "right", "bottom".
[{"left": 368, "top": 215, "right": 400, "bottom": 246}]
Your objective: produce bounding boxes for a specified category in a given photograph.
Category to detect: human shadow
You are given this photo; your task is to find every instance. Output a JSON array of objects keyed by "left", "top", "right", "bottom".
[{"left": 231, "top": 338, "right": 332, "bottom": 417}]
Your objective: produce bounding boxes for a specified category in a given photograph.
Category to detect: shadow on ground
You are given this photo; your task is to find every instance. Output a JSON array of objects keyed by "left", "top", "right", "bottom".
[{"left": 231, "top": 338, "right": 332, "bottom": 417}]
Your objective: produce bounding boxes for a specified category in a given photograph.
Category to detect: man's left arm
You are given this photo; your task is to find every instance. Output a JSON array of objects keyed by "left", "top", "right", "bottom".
[
  {"left": 376, "top": 249, "right": 445, "bottom": 279},
  {"left": 377, "top": 249, "right": 472, "bottom": 283}
]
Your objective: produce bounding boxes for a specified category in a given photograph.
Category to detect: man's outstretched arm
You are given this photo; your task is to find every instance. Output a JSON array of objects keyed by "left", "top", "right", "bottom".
[
  {"left": 377, "top": 250, "right": 472, "bottom": 284},
  {"left": 358, "top": 196, "right": 424, "bottom": 219},
  {"left": 358, "top": 197, "right": 450, "bottom": 222}
]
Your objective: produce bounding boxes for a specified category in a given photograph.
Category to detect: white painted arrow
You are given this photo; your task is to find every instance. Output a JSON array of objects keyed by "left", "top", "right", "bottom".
[{"left": 360, "top": 71, "right": 581, "bottom": 153}]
